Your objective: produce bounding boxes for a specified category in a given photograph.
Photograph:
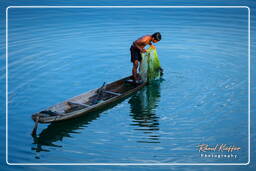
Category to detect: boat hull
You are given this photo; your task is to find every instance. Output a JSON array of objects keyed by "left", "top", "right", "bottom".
[{"left": 32, "top": 76, "right": 146, "bottom": 123}]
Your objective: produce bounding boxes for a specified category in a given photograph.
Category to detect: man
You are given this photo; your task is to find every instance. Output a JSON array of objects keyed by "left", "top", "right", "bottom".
[{"left": 130, "top": 32, "right": 162, "bottom": 83}]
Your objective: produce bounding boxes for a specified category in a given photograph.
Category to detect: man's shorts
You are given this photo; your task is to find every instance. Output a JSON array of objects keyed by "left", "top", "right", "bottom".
[{"left": 130, "top": 45, "right": 142, "bottom": 63}]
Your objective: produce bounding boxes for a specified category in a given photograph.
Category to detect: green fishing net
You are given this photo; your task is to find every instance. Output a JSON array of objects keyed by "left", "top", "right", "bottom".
[{"left": 139, "top": 47, "right": 161, "bottom": 82}]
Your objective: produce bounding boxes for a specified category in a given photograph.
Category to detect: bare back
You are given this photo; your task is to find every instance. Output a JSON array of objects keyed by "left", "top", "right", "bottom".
[{"left": 134, "top": 35, "right": 153, "bottom": 49}]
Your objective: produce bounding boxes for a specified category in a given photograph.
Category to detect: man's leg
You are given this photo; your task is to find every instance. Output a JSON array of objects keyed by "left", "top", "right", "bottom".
[{"left": 132, "top": 60, "right": 139, "bottom": 81}]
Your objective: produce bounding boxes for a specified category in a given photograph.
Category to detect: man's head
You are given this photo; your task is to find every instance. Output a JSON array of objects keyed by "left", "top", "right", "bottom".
[{"left": 152, "top": 32, "right": 161, "bottom": 43}]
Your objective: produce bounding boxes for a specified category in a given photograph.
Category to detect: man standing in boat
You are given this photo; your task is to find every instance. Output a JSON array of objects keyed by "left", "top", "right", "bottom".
[{"left": 130, "top": 32, "right": 162, "bottom": 83}]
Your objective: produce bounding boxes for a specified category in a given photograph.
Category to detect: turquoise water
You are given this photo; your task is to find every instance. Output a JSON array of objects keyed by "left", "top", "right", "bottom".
[{"left": 0, "top": 1, "right": 255, "bottom": 171}]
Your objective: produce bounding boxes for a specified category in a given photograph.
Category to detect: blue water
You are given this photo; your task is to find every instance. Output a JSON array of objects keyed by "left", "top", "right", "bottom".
[{"left": 0, "top": 1, "right": 255, "bottom": 171}]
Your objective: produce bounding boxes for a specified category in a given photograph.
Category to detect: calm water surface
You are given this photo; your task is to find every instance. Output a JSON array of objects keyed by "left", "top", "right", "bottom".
[{"left": 3, "top": 7, "right": 249, "bottom": 165}]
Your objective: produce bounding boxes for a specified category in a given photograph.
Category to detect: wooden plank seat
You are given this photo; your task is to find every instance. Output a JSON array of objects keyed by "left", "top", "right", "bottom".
[
  {"left": 103, "top": 90, "right": 121, "bottom": 96},
  {"left": 40, "top": 110, "right": 60, "bottom": 116},
  {"left": 124, "top": 79, "right": 143, "bottom": 85},
  {"left": 124, "top": 79, "right": 134, "bottom": 84},
  {"left": 67, "top": 101, "right": 90, "bottom": 108}
]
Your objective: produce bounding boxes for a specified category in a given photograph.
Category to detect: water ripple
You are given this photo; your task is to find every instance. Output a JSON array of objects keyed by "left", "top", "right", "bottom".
[{"left": 6, "top": 7, "right": 249, "bottom": 163}]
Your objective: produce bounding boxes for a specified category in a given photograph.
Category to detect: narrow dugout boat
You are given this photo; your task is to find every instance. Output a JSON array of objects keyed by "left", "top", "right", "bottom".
[{"left": 31, "top": 76, "right": 146, "bottom": 134}]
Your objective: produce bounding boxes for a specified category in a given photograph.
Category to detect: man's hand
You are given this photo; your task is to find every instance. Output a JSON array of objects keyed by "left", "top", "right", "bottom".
[
  {"left": 141, "top": 49, "right": 147, "bottom": 53},
  {"left": 150, "top": 45, "right": 156, "bottom": 49}
]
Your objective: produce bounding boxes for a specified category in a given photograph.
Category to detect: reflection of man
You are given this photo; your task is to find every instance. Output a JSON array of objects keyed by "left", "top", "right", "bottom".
[
  {"left": 130, "top": 32, "right": 162, "bottom": 83},
  {"left": 128, "top": 80, "right": 162, "bottom": 140}
]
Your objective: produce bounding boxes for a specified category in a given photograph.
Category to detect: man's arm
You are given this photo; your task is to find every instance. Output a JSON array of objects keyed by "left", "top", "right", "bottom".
[
  {"left": 133, "top": 41, "right": 145, "bottom": 52},
  {"left": 133, "top": 35, "right": 152, "bottom": 52}
]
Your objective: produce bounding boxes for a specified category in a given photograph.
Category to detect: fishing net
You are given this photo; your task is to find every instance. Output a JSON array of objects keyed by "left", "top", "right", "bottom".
[{"left": 139, "top": 47, "right": 161, "bottom": 82}]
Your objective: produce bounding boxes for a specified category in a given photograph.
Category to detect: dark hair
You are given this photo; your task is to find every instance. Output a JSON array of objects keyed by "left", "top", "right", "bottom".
[{"left": 152, "top": 32, "right": 161, "bottom": 41}]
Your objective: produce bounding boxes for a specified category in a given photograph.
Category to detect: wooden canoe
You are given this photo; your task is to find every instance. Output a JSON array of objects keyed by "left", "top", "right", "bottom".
[{"left": 32, "top": 76, "right": 147, "bottom": 124}]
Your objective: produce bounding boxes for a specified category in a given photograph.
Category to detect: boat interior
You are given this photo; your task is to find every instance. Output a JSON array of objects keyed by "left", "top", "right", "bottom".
[{"left": 36, "top": 77, "right": 139, "bottom": 116}]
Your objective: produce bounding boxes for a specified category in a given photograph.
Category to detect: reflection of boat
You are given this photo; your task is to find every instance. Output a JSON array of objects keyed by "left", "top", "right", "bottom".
[
  {"left": 32, "top": 109, "right": 102, "bottom": 153},
  {"left": 32, "top": 95, "right": 135, "bottom": 153},
  {"left": 129, "top": 79, "right": 162, "bottom": 143}
]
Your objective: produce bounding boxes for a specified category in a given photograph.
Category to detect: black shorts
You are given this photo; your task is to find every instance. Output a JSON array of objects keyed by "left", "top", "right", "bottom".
[{"left": 130, "top": 45, "right": 142, "bottom": 63}]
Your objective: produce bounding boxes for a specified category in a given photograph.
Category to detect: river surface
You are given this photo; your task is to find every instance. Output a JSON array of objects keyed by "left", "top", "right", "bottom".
[{"left": 0, "top": 1, "right": 254, "bottom": 171}]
